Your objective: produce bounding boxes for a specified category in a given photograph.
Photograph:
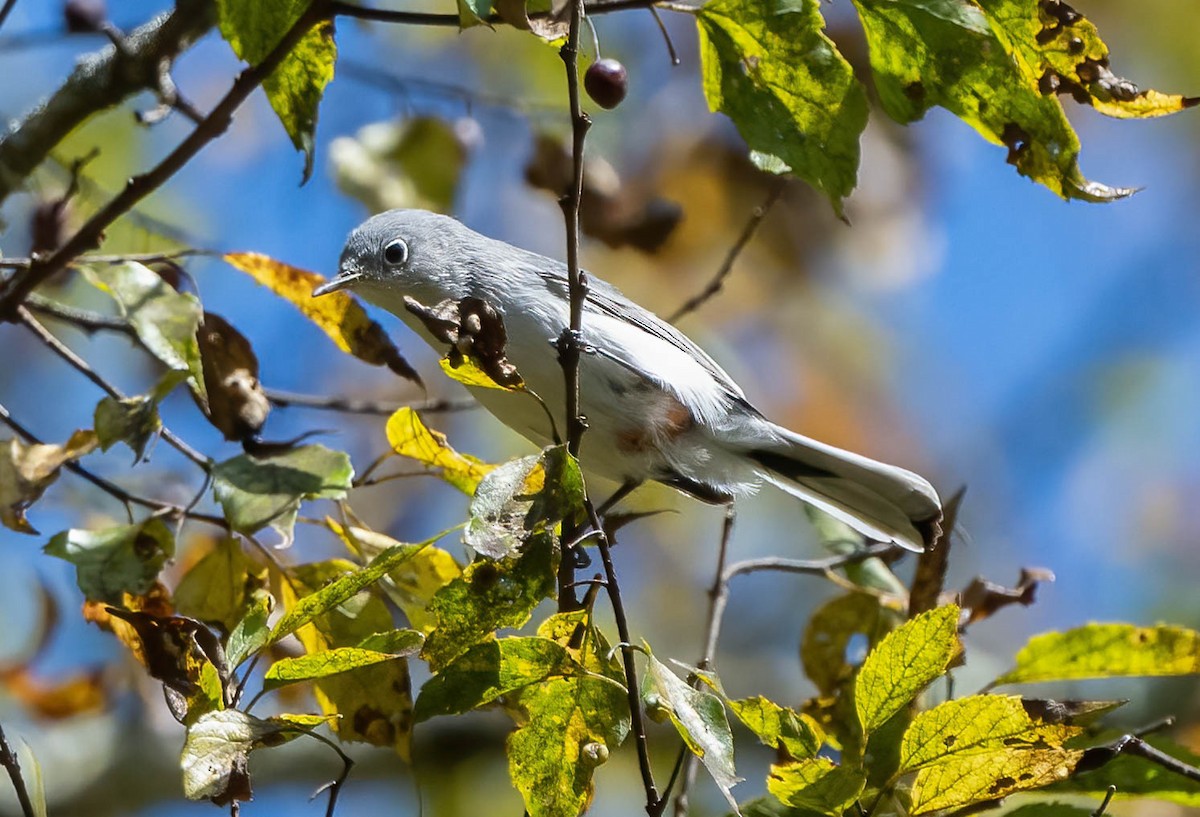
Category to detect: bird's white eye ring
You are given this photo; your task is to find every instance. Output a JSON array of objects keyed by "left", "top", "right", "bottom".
[{"left": 383, "top": 238, "right": 409, "bottom": 266}]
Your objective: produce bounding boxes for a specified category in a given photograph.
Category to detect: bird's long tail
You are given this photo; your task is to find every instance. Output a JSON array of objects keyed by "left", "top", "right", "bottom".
[{"left": 748, "top": 425, "right": 942, "bottom": 552}]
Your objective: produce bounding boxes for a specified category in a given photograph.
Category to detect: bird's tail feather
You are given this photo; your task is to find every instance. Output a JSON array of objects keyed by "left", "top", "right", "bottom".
[{"left": 748, "top": 425, "right": 942, "bottom": 552}]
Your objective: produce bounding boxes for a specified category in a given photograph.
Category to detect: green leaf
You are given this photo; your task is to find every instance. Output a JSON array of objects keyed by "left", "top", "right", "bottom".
[
  {"left": 226, "top": 591, "right": 272, "bottom": 669},
  {"left": 93, "top": 395, "right": 162, "bottom": 462},
  {"left": 1, "top": 430, "right": 98, "bottom": 535},
  {"left": 694, "top": 0, "right": 868, "bottom": 213},
  {"left": 415, "top": 636, "right": 585, "bottom": 721},
  {"left": 174, "top": 537, "right": 265, "bottom": 633},
  {"left": 800, "top": 591, "right": 893, "bottom": 697},
  {"left": 899, "top": 694, "right": 1081, "bottom": 773},
  {"left": 804, "top": 507, "right": 907, "bottom": 596},
  {"left": 767, "top": 758, "right": 866, "bottom": 817},
  {"left": 465, "top": 446, "right": 584, "bottom": 559},
  {"left": 1051, "top": 735, "right": 1200, "bottom": 807},
  {"left": 850, "top": 0, "right": 1133, "bottom": 201},
  {"left": 216, "top": 0, "right": 336, "bottom": 182},
  {"left": 993, "top": 623, "right": 1200, "bottom": 685},
  {"left": 855, "top": 604, "right": 960, "bottom": 736},
  {"left": 82, "top": 262, "right": 205, "bottom": 398},
  {"left": 263, "top": 630, "right": 423, "bottom": 691},
  {"left": 976, "top": 0, "right": 1197, "bottom": 119},
  {"left": 212, "top": 444, "right": 353, "bottom": 546},
  {"left": 181, "top": 710, "right": 308, "bottom": 802},
  {"left": 421, "top": 532, "right": 559, "bottom": 669},
  {"left": 729, "top": 696, "right": 823, "bottom": 759},
  {"left": 269, "top": 539, "right": 444, "bottom": 645},
  {"left": 385, "top": 407, "right": 494, "bottom": 494},
  {"left": 643, "top": 652, "right": 741, "bottom": 812},
  {"left": 909, "top": 746, "right": 1083, "bottom": 814},
  {"left": 507, "top": 673, "right": 630, "bottom": 817},
  {"left": 45, "top": 518, "right": 174, "bottom": 602}
]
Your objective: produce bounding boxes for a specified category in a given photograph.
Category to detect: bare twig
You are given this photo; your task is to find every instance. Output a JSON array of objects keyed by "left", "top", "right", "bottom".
[
  {"left": 329, "top": 0, "right": 666, "bottom": 27},
  {"left": 0, "top": 0, "right": 19, "bottom": 34},
  {"left": 17, "top": 306, "right": 209, "bottom": 468},
  {"left": 338, "top": 60, "right": 560, "bottom": 119},
  {"left": 0, "top": 0, "right": 329, "bottom": 318},
  {"left": 1080, "top": 731, "right": 1200, "bottom": 784},
  {"left": 673, "top": 507, "right": 735, "bottom": 816},
  {"left": 0, "top": 249, "right": 207, "bottom": 271},
  {"left": 0, "top": 723, "right": 36, "bottom": 817},
  {"left": 648, "top": 7, "right": 680, "bottom": 66},
  {"left": 265, "top": 388, "right": 476, "bottom": 416},
  {"left": 669, "top": 179, "right": 786, "bottom": 323},
  {"left": 1092, "top": 786, "right": 1117, "bottom": 817}
]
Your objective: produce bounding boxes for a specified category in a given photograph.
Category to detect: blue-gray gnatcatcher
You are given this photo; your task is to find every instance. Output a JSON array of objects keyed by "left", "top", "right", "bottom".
[{"left": 314, "top": 209, "right": 942, "bottom": 551}]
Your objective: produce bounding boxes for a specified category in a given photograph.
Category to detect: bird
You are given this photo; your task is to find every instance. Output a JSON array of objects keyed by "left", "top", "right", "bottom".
[{"left": 315, "top": 209, "right": 942, "bottom": 551}]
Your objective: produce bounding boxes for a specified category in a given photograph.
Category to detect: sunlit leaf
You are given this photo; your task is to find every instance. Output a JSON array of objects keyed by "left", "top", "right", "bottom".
[
  {"left": 422, "top": 532, "right": 559, "bottom": 670},
  {"left": 226, "top": 590, "right": 272, "bottom": 669},
  {"left": 181, "top": 710, "right": 308, "bottom": 803},
  {"left": 1, "top": 431, "right": 97, "bottom": 534},
  {"left": 263, "top": 630, "right": 423, "bottom": 691},
  {"left": 212, "top": 444, "right": 353, "bottom": 546},
  {"left": 81, "top": 262, "right": 205, "bottom": 397},
  {"left": 850, "top": 0, "right": 1134, "bottom": 201},
  {"left": 899, "top": 694, "right": 1081, "bottom": 773},
  {"left": 977, "top": 0, "right": 1197, "bottom": 119},
  {"left": 855, "top": 605, "right": 960, "bottom": 736},
  {"left": 216, "top": 0, "right": 336, "bottom": 181},
  {"left": 415, "top": 637, "right": 585, "bottom": 721},
  {"left": 767, "top": 758, "right": 865, "bottom": 816},
  {"left": 174, "top": 537, "right": 266, "bottom": 634},
  {"left": 93, "top": 395, "right": 161, "bottom": 462},
  {"left": 643, "top": 651, "right": 741, "bottom": 812},
  {"left": 909, "top": 746, "right": 1082, "bottom": 814},
  {"left": 45, "top": 517, "right": 175, "bottom": 603},
  {"left": 223, "top": 252, "right": 420, "bottom": 384},
  {"left": 385, "top": 407, "right": 494, "bottom": 494},
  {"left": 694, "top": 0, "right": 868, "bottom": 213},
  {"left": 730, "top": 695, "right": 823, "bottom": 760},
  {"left": 993, "top": 623, "right": 1200, "bottom": 685}
]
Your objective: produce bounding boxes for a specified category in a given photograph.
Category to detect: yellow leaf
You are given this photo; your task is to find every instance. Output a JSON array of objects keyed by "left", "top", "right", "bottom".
[
  {"left": 993, "top": 623, "right": 1200, "bottom": 685},
  {"left": 384, "top": 407, "right": 494, "bottom": 494},
  {"left": 910, "top": 746, "right": 1083, "bottom": 814},
  {"left": 439, "top": 356, "right": 524, "bottom": 391},
  {"left": 223, "top": 252, "right": 420, "bottom": 384}
]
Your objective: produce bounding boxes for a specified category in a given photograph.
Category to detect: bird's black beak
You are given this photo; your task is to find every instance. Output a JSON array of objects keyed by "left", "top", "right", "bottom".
[{"left": 312, "top": 268, "right": 361, "bottom": 297}]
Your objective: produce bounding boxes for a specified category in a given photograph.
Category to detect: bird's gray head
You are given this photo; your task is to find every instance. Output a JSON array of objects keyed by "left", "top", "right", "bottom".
[{"left": 313, "top": 209, "right": 477, "bottom": 303}]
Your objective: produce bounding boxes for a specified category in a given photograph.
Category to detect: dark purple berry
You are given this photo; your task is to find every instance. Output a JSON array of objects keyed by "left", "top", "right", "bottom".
[
  {"left": 585, "top": 58, "right": 628, "bottom": 110},
  {"left": 64, "top": 0, "right": 107, "bottom": 33}
]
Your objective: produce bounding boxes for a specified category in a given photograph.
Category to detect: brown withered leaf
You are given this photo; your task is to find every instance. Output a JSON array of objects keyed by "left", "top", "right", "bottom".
[
  {"left": 908, "top": 486, "right": 966, "bottom": 617},
  {"left": 525, "top": 132, "right": 682, "bottom": 252},
  {"left": 494, "top": 0, "right": 570, "bottom": 40},
  {"left": 1021, "top": 697, "right": 1125, "bottom": 726},
  {"left": 0, "top": 430, "right": 98, "bottom": 534},
  {"left": 403, "top": 296, "right": 524, "bottom": 389},
  {"left": 223, "top": 252, "right": 422, "bottom": 386},
  {"left": 958, "top": 567, "right": 1056, "bottom": 627},
  {"left": 0, "top": 665, "right": 108, "bottom": 719},
  {"left": 194, "top": 312, "right": 271, "bottom": 441}
]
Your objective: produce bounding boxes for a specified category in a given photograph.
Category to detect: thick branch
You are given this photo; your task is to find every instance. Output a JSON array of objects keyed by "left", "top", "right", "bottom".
[{"left": 0, "top": 0, "right": 214, "bottom": 205}]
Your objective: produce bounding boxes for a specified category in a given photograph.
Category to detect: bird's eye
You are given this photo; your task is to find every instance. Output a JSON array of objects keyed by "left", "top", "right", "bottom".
[{"left": 383, "top": 239, "right": 409, "bottom": 266}]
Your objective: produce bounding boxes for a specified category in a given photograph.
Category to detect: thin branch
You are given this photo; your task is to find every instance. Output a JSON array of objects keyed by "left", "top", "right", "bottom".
[
  {"left": 0, "top": 249, "right": 207, "bottom": 271},
  {"left": 1081, "top": 732, "right": 1200, "bottom": 784},
  {"left": 329, "top": 0, "right": 666, "bottom": 27},
  {"left": 0, "top": 0, "right": 329, "bottom": 318},
  {"left": 1091, "top": 786, "right": 1117, "bottom": 817},
  {"left": 0, "top": 0, "right": 19, "bottom": 37},
  {"left": 669, "top": 179, "right": 787, "bottom": 323},
  {"left": 265, "top": 388, "right": 476, "bottom": 416},
  {"left": 0, "top": 0, "right": 214, "bottom": 205},
  {"left": 24, "top": 295, "right": 134, "bottom": 335},
  {"left": 673, "top": 507, "right": 735, "bottom": 817},
  {"left": 648, "top": 7, "right": 680, "bottom": 66},
  {"left": 17, "top": 306, "right": 210, "bottom": 468},
  {"left": 0, "top": 723, "right": 36, "bottom": 817},
  {"left": 723, "top": 545, "right": 900, "bottom": 582},
  {"left": 0, "top": 401, "right": 228, "bottom": 530}
]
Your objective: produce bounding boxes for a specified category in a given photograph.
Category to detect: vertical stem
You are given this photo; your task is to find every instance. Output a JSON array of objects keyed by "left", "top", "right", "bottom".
[{"left": 0, "top": 723, "right": 37, "bottom": 817}]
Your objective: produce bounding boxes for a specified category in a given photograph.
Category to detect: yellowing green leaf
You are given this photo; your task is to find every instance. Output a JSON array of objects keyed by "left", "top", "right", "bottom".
[
  {"left": 900, "top": 694, "right": 1081, "bottom": 773},
  {"left": 223, "top": 252, "right": 420, "bottom": 384},
  {"left": 977, "top": 0, "right": 1197, "bottom": 119},
  {"left": 855, "top": 605, "right": 960, "bottom": 736},
  {"left": 694, "top": 0, "right": 868, "bottom": 213},
  {"left": 385, "top": 407, "right": 494, "bottom": 494},
  {"left": 226, "top": 590, "right": 272, "bottom": 669},
  {"left": 174, "top": 537, "right": 265, "bottom": 634},
  {"left": 850, "top": 0, "right": 1133, "bottom": 201},
  {"left": 45, "top": 518, "right": 175, "bottom": 603},
  {"left": 212, "top": 444, "right": 353, "bottom": 546},
  {"left": 215, "top": 0, "right": 336, "bottom": 182},
  {"left": 801, "top": 591, "right": 893, "bottom": 697},
  {"left": 181, "top": 710, "right": 309, "bottom": 802},
  {"left": 81, "top": 262, "right": 206, "bottom": 397},
  {"left": 994, "top": 623, "right": 1200, "bottom": 685},
  {"left": 263, "top": 630, "right": 423, "bottom": 691},
  {"left": 415, "top": 636, "right": 585, "bottom": 721},
  {"left": 767, "top": 757, "right": 865, "bottom": 816},
  {"left": 421, "top": 532, "right": 559, "bottom": 669},
  {"left": 644, "top": 652, "right": 741, "bottom": 812},
  {"left": 507, "top": 672, "right": 629, "bottom": 817},
  {"left": 93, "top": 395, "right": 161, "bottom": 461},
  {"left": 729, "top": 696, "right": 823, "bottom": 759},
  {"left": 909, "top": 746, "right": 1083, "bottom": 814},
  {"left": 1, "top": 431, "right": 97, "bottom": 534},
  {"left": 439, "top": 356, "right": 526, "bottom": 391}
]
